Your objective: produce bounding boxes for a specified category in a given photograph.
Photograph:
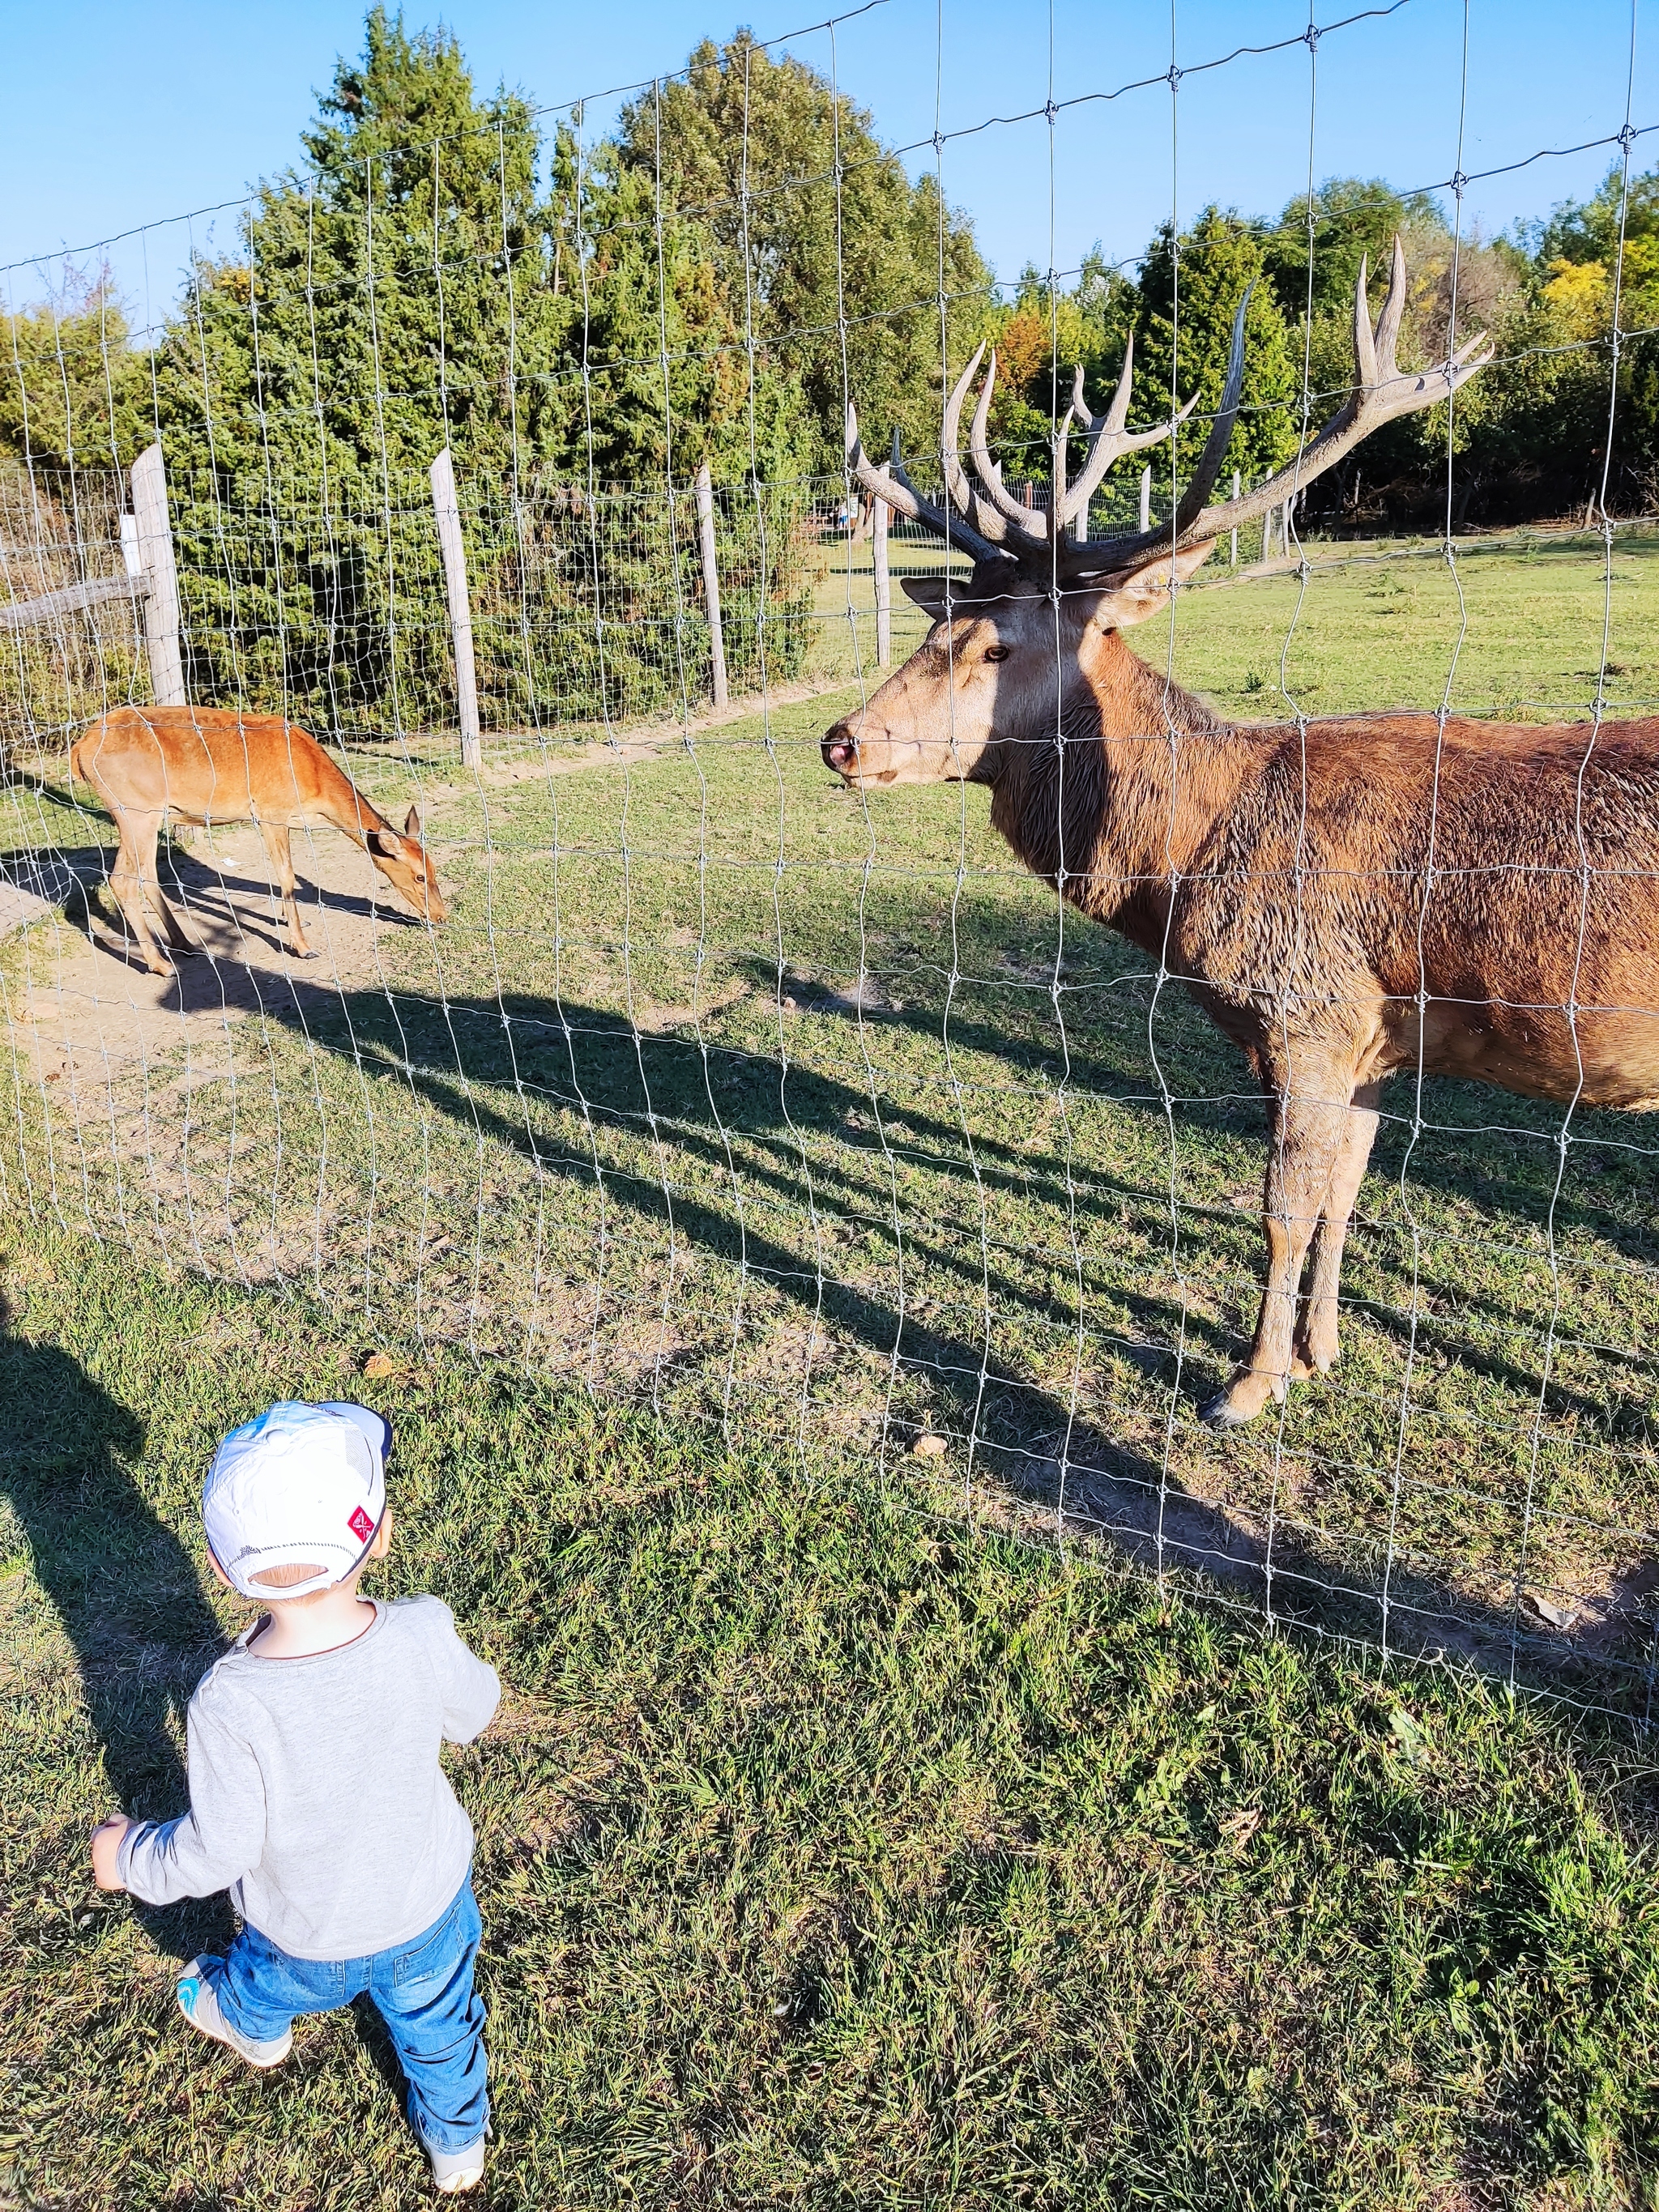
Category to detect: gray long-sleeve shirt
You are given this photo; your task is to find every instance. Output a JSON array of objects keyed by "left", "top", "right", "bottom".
[{"left": 118, "top": 1595, "right": 500, "bottom": 1960}]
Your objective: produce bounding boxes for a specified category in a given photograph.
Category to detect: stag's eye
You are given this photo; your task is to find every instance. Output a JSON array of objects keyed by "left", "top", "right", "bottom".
[{"left": 984, "top": 645, "right": 1010, "bottom": 663}]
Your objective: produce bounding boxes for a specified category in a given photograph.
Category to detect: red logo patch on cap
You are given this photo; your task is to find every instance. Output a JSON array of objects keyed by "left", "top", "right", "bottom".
[{"left": 348, "top": 1505, "right": 375, "bottom": 1543}]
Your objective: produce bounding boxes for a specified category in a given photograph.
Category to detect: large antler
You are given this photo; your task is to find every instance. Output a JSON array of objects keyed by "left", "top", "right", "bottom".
[
  {"left": 844, "top": 332, "right": 1195, "bottom": 572},
  {"left": 1065, "top": 237, "right": 1492, "bottom": 576},
  {"left": 844, "top": 394, "right": 1006, "bottom": 569},
  {"left": 845, "top": 237, "right": 1491, "bottom": 590}
]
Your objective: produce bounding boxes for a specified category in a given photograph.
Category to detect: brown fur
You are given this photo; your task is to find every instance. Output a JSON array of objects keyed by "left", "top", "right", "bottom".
[
  {"left": 823, "top": 561, "right": 1659, "bottom": 1424},
  {"left": 70, "top": 705, "right": 446, "bottom": 974}
]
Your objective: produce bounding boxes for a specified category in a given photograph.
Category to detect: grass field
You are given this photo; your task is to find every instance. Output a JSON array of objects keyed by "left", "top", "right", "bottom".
[
  {"left": 6, "top": 526, "right": 1659, "bottom": 2204},
  {"left": 6, "top": 1221, "right": 1659, "bottom": 2209}
]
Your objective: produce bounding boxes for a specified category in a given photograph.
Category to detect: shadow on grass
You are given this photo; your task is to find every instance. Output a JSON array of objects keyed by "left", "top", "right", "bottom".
[
  {"left": 0, "top": 1286, "right": 232, "bottom": 1960},
  {"left": 120, "top": 929, "right": 1654, "bottom": 1717}
]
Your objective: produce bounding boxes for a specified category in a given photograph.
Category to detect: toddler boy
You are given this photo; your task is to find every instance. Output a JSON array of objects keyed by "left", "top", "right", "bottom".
[{"left": 91, "top": 1400, "right": 499, "bottom": 2195}]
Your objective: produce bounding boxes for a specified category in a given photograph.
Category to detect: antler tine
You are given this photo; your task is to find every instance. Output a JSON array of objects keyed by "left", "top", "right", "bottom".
[
  {"left": 1058, "top": 239, "right": 1492, "bottom": 578},
  {"left": 967, "top": 353, "right": 1052, "bottom": 542},
  {"left": 1374, "top": 234, "right": 1409, "bottom": 381},
  {"left": 1352, "top": 251, "right": 1377, "bottom": 391},
  {"left": 1167, "top": 287, "right": 1251, "bottom": 539},
  {"left": 1056, "top": 331, "right": 1200, "bottom": 532},
  {"left": 939, "top": 344, "right": 1041, "bottom": 549},
  {"left": 843, "top": 401, "right": 1006, "bottom": 568}
]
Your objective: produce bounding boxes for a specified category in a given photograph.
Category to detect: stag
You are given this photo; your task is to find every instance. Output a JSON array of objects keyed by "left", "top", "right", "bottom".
[
  {"left": 824, "top": 242, "right": 1659, "bottom": 1427},
  {"left": 72, "top": 705, "right": 446, "bottom": 975}
]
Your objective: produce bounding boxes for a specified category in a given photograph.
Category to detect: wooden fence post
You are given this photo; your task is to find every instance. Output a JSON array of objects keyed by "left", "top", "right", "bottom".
[
  {"left": 130, "top": 442, "right": 186, "bottom": 707},
  {"left": 1230, "top": 469, "right": 1240, "bottom": 567},
  {"left": 872, "top": 494, "right": 891, "bottom": 669},
  {"left": 429, "top": 446, "right": 481, "bottom": 771},
  {"left": 694, "top": 462, "right": 727, "bottom": 710},
  {"left": 1138, "top": 464, "right": 1151, "bottom": 534}
]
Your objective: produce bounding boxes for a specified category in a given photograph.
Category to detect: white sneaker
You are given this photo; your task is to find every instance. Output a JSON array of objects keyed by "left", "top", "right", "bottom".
[
  {"left": 427, "top": 2137, "right": 486, "bottom": 2193},
  {"left": 176, "top": 1957, "right": 292, "bottom": 2068}
]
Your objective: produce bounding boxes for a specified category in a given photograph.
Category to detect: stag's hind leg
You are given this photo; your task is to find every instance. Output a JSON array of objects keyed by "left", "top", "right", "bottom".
[
  {"left": 1202, "top": 1059, "right": 1359, "bottom": 1429},
  {"left": 1290, "top": 1080, "right": 1382, "bottom": 1380}
]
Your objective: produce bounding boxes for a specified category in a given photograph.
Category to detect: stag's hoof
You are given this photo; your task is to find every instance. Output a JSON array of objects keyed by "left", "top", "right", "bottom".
[
  {"left": 1199, "top": 1387, "right": 1259, "bottom": 1429},
  {"left": 1199, "top": 1370, "right": 1286, "bottom": 1428},
  {"left": 1291, "top": 1329, "right": 1340, "bottom": 1379}
]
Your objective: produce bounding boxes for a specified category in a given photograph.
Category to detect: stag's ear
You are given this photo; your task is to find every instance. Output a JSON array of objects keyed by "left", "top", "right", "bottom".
[
  {"left": 403, "top": 804, "right": 422, "bottom": 841},
  {"left": 900, "top": 574, "right": 952, "bottom": 613},
  {"left": 1085, "top": 542, "right": 1215, "bottom": 630}
]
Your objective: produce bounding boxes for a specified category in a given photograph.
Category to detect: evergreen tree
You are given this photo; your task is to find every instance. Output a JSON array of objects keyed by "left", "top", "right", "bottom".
[
  {"left": 1134, "top": 208, "right": 1300, "bottom": 501},
  {"left": 616, "top": 33, "right": 991, "bottom": 476},
  {"left": 0, "top": 275, "right": 150, "bottom": 472},
  {"left": 126, "top": 10, "right": 812, "bottom": 727}
]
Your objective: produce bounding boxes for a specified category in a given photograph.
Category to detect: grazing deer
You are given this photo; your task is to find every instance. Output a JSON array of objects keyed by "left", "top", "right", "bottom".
[
  {"left": 70, "top": 705, "right": 446, "bottom": 976},
  {"left": 825, "top": 243, "right": 1659, "bottom": 1428}
]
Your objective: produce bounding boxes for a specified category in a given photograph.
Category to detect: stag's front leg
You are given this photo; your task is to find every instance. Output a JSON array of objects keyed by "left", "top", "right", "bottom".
[
  {"left": 1290, "top": 1080, "right": 1381, "bottom": 1380},
  {"left": 1202, "top": 1070, "right": 1354, "bottom": 1428}
]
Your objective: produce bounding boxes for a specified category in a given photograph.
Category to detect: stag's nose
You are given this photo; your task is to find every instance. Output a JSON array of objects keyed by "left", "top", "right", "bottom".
[{"left": 822, "top": 721, "right": 859, "bottom": 776}]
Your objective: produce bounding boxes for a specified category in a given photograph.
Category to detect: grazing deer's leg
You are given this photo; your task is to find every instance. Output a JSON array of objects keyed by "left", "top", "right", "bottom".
[
  {"left": 1202, "top": 1064, "right": 1354, "bottom": 1428},
  {"left": 105, "top": 812, "right": 174, "bottom": 977},
  {"left": 258, "top": 823, "right": 314, "bottom": 959},
  {"left": 147, "top": 830, "right": 199, "bottom": 955},
  {"left": 1291, "top": 1079, "right": 1382, "bottom": 1379}
]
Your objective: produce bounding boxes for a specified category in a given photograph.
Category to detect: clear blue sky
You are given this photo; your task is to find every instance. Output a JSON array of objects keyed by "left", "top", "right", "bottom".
[{"left": 2, "top": 0, "right": 1650, "bottom": 318}]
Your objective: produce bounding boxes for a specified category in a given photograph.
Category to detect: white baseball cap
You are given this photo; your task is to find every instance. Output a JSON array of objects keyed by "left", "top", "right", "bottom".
[{"left": 203, "top": 1400, "right": 392, "bottom": 1600}]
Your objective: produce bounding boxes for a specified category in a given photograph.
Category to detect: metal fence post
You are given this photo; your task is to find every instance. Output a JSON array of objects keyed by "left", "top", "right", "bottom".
[
  {"left": 130, "top": 442, "right": 186, "bottom": 707},
  {"left": 1139, "top": 464, "right": 1151, "bottom": 535},
  {"left": 430, "top": 446, "right": 481, "bottom": 770},
  {"left": 873, "top": 493, "right": 891, "bottom": 669},
  {"left": 694, "top": 461, "right": 728, "bottom": 710},
  {"left": 1230, "top": 469, "right": 1240, "bottom": 567}
]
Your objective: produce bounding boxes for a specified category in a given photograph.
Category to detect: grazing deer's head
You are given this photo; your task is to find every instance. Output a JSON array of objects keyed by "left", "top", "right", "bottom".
[
  {"left": 822, "top": 241, "right": 1491, "bottom": 789},
  {"left": 366, "top": 803, "right": 447, "bottom": 924}
]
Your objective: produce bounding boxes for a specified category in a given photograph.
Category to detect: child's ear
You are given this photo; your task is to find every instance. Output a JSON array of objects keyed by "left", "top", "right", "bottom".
[{"left": 369, "top": 1507, "right": 394, "bottom": 1560}]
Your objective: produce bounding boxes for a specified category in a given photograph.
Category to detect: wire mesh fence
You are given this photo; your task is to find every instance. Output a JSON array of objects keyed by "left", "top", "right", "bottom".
[{"left": 5, "top": 0, "right": 1659, "bottom": 1725}]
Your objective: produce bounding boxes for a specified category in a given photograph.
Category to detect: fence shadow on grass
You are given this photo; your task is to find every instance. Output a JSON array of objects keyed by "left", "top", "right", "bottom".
[
  {"left": 0, "top": 1286, "right": 232, "bottom": 1960},
  {"left": 168, "top": 945, "right": 1658, "bottom": 1719}
]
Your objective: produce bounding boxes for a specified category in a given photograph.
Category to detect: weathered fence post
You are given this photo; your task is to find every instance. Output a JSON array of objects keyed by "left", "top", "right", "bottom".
[
  {"left": 1283, "top": 494, "right": 1294, "bottom": 555},
  {"left": 872, "top": 493, "right": 891, "bottom": 669},
  {"left": 130, "top": 442, "right": 186, "bottom": 708},
  {"left": 1138, "top": 464, "right": 1151, "bottom": 535},
  {"left": 1230, "top": 469, "right": 1240, "bottom": 567},
  {"left": 694, "top": 461, "right": 727, "bottom": 710},
  {"left": 429, "top": 446, "right": 481, "bottom": 771}
]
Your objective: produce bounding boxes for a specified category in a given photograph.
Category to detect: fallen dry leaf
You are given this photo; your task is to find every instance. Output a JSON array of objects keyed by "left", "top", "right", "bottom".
[
  {"left": 361, "top": 1351, "right": 395, "bottom": 1379},
  {"left": 912, "top": 1432, "right": 948, "bottom": 1458}
]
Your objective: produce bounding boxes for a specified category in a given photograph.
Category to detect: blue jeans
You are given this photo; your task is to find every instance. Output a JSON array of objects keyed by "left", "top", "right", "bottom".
[{"left": 210, "top": 1878, "right": 487, "bottom": 2153}]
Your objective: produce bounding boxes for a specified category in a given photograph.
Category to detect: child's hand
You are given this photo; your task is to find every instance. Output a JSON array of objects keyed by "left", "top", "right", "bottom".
[{"left": 91, "top": 1815, "right": 131, "bottom": 1891}]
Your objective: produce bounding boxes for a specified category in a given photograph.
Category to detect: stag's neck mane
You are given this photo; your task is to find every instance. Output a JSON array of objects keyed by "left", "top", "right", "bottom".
[{"left": 987, "top": 628, "right": 1250, "bottom": 948}]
